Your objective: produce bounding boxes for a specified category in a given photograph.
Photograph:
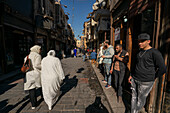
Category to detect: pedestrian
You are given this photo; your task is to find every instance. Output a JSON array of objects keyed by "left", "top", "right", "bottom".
[
  {"left": 24, "top": 45, "right": 42, "bottom": 110},
  {"left": 41, "top": 50, "right": 65, "bottom": 110},
  {"left": 87, "top": 48, "right": 89, "bottom": 53},
  {"left": 110, "top": 44, "right": 129, "bottom": 102},
  {"left": 82, "top": 48, "right": 86, "bottom": 61},
  {"left": 128, "top": 33, "right": 166, "bottom": 113},
  {"left": 62, "top": 50, "right": 65, "bottom": 58},
  {"left": 97, "top": 43, "right": 104, "bottom": 73},
  {"left": 86, "top": 48, "right": 89, "bottom": 59},
  {"left": 74, "top": 47, "right": 77, "bottom": 58},
  {"left": 102, "top": 40, "right": 114, "bottom": 89},
  {"left": 90, "top": 49, "right": 97, "bottom": 64}
]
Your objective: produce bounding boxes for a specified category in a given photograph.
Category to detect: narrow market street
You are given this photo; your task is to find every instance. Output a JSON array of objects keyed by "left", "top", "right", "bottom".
[
  {"left": 0, "top": 0, "right": 170, "bottom": 112},
  {"left": 0, "top": 57, "right": 112, "bottom": 113}
]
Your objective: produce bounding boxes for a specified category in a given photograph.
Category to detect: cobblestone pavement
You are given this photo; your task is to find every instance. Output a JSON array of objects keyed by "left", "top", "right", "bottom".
[{"left": 0, "top": 57, "right": 111, "bottom": 113}]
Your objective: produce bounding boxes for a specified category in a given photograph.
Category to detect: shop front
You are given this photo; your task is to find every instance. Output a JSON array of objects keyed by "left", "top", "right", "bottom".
[
  {"left": 3, "top": 26, "right": 34, "bottom": 73},
  {"left": 128, "top": 0, "right": 168, "bottom": 112}
]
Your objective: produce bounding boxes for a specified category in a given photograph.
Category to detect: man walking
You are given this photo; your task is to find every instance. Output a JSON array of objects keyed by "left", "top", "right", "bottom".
[
  {"left": 90, "top": 49, "right": 97, "bottom": 65},
  {"left": 102, "top": 40, "right": 114, "bottom": 89},
  {"left": 74, "top": 48, "right": 77, "bottom": 58},
  {"left": 98, "top": 43, "right": 104, "bottom": 73},
  {"left": 110, "top": 44, "right": 129, "bottom": 102},
  {"left": 128, "top": 33, "right": 166, "bottom": 113},
  {"left": 82, "top": 48, "right": 86, "bottom": 61}
]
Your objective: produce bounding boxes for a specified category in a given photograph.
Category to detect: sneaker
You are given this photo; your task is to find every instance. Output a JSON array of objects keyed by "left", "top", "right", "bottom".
[
  {"left": 31, "top": 107, "right": 36, "bottom": 110},
  {"left": 102, "top": 80, "right": 107, "bottom": 83},
  {"left": 105, "top": 85, "right": 111, "bottom": 89}
]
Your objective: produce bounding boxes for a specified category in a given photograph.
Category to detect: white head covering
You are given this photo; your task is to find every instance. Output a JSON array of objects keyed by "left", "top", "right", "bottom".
[
  {"left": 47, "top": 50, "right": 56, "bottom": 57},
  {"left": 30, "top": 45, "right": 41, "bottom": 53}
]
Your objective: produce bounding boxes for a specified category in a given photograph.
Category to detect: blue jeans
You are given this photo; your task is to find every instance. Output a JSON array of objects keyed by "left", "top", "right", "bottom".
[
  {"left": 131, "top": 78, "right": 154, "bottom": 113},
  {"left": 82, "top": 55, "right": 86, "bottom": 61},
  {"left": 104, "top": 64, "right": 112, "bottom": 85}
]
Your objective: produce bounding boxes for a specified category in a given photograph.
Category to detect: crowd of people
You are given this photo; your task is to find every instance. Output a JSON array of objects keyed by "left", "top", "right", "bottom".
[
  {"left": 23, "top": 33, "right": 166, "bottom": 112},
  {"left": 81, "top": 33, "right": 166, "bottom": 113}
]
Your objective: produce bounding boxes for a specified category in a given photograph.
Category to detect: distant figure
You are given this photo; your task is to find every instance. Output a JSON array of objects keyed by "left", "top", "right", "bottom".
[
  {"left": 82, "top": 48, "right": 86, "bottom": 61},
  {"left": 24, "top": 45, "right": 42, "bottom": 110},
  {"left": 62, "top": 50, "right": 65, "bottom": 58},
  {"left": 74, "top": 48, "right": 77, "bottom": 58},
  {"left": 90, "top": 49, "right": 97, "bottom": 64},
  {"left": 71, "top": 49, "right": 74, "bottom": 57},
  {"left": 97, "top": 44, "right": 104, "bottom": 73},
  {"left": 41, "top": 50, "right": 65, "bottom": 110}
]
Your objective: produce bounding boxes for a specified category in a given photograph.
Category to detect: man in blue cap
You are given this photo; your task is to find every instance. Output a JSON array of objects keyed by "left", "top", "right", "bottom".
[{"left": 128, "top": 33, "right": 166, "bottom": 113}]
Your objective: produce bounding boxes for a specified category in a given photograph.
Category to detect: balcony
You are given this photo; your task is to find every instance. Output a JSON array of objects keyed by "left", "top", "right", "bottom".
[
  {"left": 36, "top": 15, "right": 54, "bottom": 30},
  {"left": 94, "top": 9, "right": 110, "bottom": 21}
]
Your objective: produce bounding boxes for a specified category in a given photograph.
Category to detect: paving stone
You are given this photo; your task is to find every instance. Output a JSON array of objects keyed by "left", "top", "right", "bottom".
[
  {"left": 0, "top": 58, "right": 112, "bottom": 113},
  {"left": 62, "top": 110, "right": 75, "bottom": 113},
  {"left": 74, "top": 105, "right": 85, "bottom": 109},
  {"left": 49, "top": 111, "right": 62, "bottom": 113},
  {"left": 53, "top": 104, "right": 64, "bottom": 110},
  {"left": 75, "top": 111, "right": 84, "bottom": 113},
  {"left": 60, "top": 100, "right": 74, "bottom": 105}
]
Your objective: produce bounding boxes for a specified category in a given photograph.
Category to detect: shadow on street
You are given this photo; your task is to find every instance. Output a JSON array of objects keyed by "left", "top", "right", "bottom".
[
  {"left": 0, "top": 88, "right": 43, "bottom": 113},
  {"left": 85, "top": 96, "right": 109, "bottom": 113},
  {"left": 0, "top": 95, "right": 29, "bottom": 113},
  {"left": 76, "top": 68, "right": 84, "bottom": 73},
  {"left": 54, "top": 74, "right": 78, "bottom": 105},
  {"left": 0, "top": 74, "right": 24, "bottom": 95}
]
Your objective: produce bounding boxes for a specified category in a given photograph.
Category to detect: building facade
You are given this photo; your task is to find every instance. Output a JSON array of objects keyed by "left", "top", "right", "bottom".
[
  {"left": 109, "top": 0, "right": 170, "bottom": 112},
  {"left": 0, "top": 0, "right": 74, "bottom": 74}
]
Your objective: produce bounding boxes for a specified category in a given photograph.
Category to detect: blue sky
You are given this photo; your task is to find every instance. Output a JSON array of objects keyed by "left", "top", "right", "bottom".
[{"left": 61, "top": 0, "right": 96, "bottom": 40}]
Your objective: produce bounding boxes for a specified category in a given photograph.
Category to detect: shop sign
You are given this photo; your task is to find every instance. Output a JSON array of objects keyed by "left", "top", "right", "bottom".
[{"left": 114, "top": 27, "right": 120, "bottom": 41}]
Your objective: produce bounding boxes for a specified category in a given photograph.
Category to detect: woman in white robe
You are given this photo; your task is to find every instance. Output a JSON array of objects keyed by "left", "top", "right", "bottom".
[
  {"left": 41, "top": 50, "right": 65, "bottom": 110},
  {"left": 24, "top": 45, "right": 42, "bottom": 109}
]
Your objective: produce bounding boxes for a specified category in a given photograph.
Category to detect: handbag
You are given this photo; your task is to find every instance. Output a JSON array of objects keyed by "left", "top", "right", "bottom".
[{"left": 21, "top": 55, "right": 30, "bottom": 73}]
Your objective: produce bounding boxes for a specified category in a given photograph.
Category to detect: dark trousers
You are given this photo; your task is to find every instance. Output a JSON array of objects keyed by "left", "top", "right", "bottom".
[
  {"left": 99, "top": 64, "right": 103, "bottom": 73},
  {"left": 29, "top": 88, "right": 37, "bottom": 107},
  {"left": 113, "top": 70, "right": 125, "bottom": 97}
]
